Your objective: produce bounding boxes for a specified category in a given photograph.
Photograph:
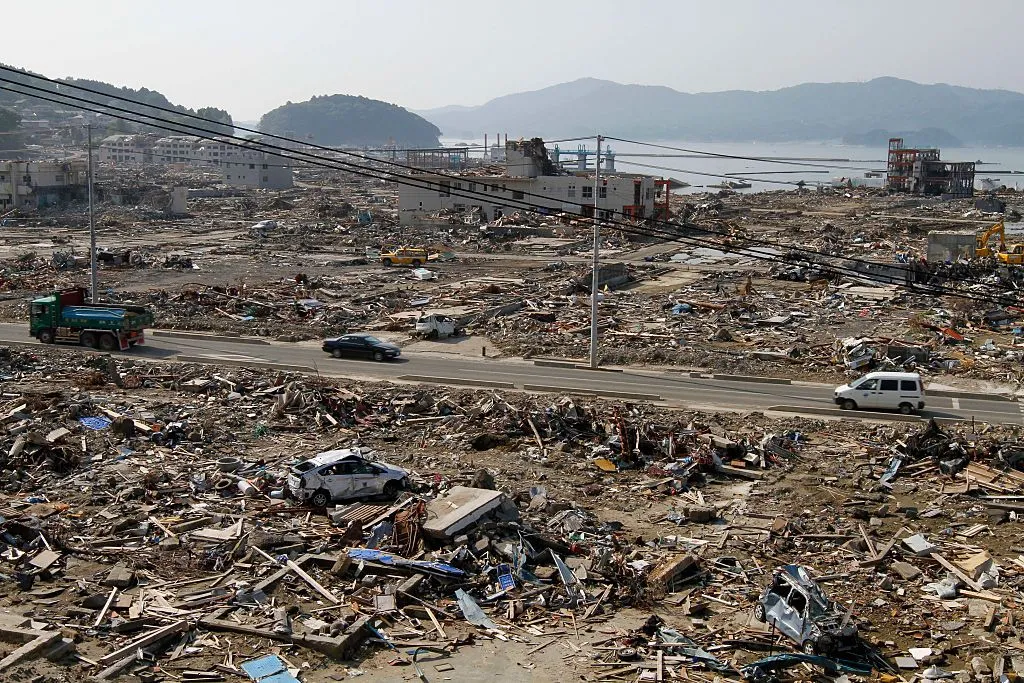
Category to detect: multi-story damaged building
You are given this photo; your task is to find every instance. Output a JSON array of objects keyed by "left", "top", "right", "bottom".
[
  {"left": 0, "top": 160, "right": 88, "bottom": 210},
  {"left": 397, "top": 138, "right": 667, "bottom": 226},
  {"left": 95, "top": 134, "right": 293, "bottom": 189},
  {"left": 886, "top": 137, "right": 975, "bottom": 198}
]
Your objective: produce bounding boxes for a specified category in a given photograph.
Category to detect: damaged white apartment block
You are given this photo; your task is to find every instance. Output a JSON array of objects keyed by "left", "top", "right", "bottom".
[{"left": 398, "top": 137, "right": 666, "bottom": 226}]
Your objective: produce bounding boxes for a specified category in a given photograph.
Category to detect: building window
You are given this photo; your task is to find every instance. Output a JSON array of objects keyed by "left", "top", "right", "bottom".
[
  {"left": 568, "top": 185, "right": 576, "bottom": 197},
  {"left": 599, "top": 186, "right": 607, "bottom": 199},
  {"left": 262, "top": 164, "right": 268, "bottom": 169},
  {"left": 582, "top": 186, "right": 593, "bottom": 199},
  {"left": 249, "top": 164, "right": 255, "bottom": 169},
  {"left": 512, "top": 190, "right": 524, "bottom": 200},
  {"left": 262, "top": 175, "right": 269, "bottom": 182},
  {"left": 226, "top": 175, "right": 231, "bottom": 180},
  {"left": 455, "top": 182, "right": 462, "bottom": 190},
  {"left": 469, "top": 182, "right": 476, "bottom": 192},
  {"left": 439, "top": 180, "right": 451, "bottom": 197}
]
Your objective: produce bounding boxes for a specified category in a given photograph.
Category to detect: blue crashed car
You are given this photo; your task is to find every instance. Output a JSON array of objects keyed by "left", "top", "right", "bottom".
[{"left": 753, "top": 565, "right": 857, "bottom": 655}]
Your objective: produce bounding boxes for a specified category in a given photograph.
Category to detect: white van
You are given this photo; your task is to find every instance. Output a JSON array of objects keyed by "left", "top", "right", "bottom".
[{"left": 834, "top": 371, "right": 925, "bottom": 414}]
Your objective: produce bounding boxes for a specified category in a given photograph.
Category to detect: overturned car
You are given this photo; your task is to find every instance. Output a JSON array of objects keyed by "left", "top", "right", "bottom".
[{"left": 753, "top": 565, "right": 857, "bottom": 655}]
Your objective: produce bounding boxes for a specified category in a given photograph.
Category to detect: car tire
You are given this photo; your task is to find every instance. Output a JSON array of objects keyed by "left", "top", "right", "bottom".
[
  {"left": 383, "top": 481, "right": 400, "bottom": 499},
  {"left": 98, "top": 334, "right": 118, "bottom": 352},
  {"left": 81, "top": 332, "right": 98, "bottom": 348},
  {"left": 382, "top": 259, "right": 392, "bottom": 267},
  {"left": 841, "top": 399, "right": 857, "bottom": 411},
  {"left": 373, "top": 351, "right": 385, "bottom": 362},
  {"left": 37, "top": 329, "right": 55, "bottom": 344},
  {"left": 753, "top": 602, "right": 766, "bottom": 622},
  {"left": 310, "top": 490, "right": 331, "bottom": 508},
  {"left": 802, "top": 640, "right": 818, "bottom": 655},
  {"left": 332, "top": 348, "right": 343, "bottom": 358},
  {"left": 898, "top": 402, "right": 914, "bottom": 415}
]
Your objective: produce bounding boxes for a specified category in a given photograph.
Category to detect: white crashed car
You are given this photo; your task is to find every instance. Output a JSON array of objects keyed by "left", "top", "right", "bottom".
[{"left": 288, "top": 449, "right": 409, "bottom": 507}]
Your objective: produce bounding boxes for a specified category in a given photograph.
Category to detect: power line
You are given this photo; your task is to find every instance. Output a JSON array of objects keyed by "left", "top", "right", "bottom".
[
  {"left": 0, "top": 77, "right": 1013, "bottom": 305},
  {"left": 604, "top": 136, "right": 886, "bottom": 174},
  {"left": 0, "top": 70, "right": 1016, "bottom": 304}
]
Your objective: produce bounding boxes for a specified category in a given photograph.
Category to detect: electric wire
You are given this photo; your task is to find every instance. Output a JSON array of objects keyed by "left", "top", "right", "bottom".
[{"left": 0, "top": 71, "right": 1016, "bottom": 304}]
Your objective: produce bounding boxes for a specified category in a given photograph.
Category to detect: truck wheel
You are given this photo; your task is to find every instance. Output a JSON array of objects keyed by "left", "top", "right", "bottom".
[
  {"left": 81, "top": 332, "right": 98, "bottom": 348},
  {"left": 309, "top": 490, "right": 331, "bottom": 508},
  {"left": 898, "top": 403, "right": 914, "bottom": 415},
  {"left": 841, "top": 399, "right": 857, "bottom": 411},
  {"left": 37, "top": 329, "right": 55, "bottom": 344},
  {"left": 98, "top": 334, "right": 118, "bottom": 352}
]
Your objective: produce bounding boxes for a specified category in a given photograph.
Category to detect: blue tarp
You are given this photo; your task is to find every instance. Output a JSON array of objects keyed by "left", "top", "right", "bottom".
[
  {"left": 79, "top": 417, "right": 112, "bottom": 430},
  {"left": 346, "top": 548, "right": 466, "bottom": 577}
]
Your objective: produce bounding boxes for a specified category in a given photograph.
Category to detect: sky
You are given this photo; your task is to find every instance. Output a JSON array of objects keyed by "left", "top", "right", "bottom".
[{"left": 6, "top": 0, "right": 1024, "bottom": 121}]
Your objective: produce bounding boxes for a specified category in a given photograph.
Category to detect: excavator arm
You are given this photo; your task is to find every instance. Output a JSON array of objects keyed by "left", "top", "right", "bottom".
[{"left": 976, "top": 219, "right": 1006, "bottom": 258}]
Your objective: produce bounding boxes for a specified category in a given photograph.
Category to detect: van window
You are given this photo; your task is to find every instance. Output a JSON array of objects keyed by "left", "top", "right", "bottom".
[
  {"left": 880, "top": 379, "right": 899, "bottom": 391},
  {"left": 855, "top": 379, "right": 878, "bottom": 390},
  {"left": 900, "top": 380, "right": 918, "bottom": 392}
]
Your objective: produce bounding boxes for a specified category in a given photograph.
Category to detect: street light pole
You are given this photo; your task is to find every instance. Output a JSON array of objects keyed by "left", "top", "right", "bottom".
[
  {"left": 588, "top": 135, "right": 602, "bottom": 369},
  {"left": 87, "top": 124, "right": 97, "bottom": 303}
]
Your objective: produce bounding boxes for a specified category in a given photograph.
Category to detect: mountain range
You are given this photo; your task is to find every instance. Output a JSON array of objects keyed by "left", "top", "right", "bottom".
[{"left": 418, "top": 77, "right": 1024, "bottom": 146}]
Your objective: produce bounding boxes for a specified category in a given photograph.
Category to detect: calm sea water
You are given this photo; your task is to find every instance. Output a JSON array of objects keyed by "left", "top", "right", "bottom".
[{"left": 441, "top": 137, "right": 1024, "bottom": 194}]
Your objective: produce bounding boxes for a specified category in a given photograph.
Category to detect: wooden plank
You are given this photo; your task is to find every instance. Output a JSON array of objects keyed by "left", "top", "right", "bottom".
[
  {"left": 98, "top": 619, "right": 188, "bottom": 666},
  {"left": 94, "top": 588, "right": 118, "bottom": 627},
  {"left": 930, "top": 552, "right": 984, "bottom": 592},
  {"left": 286, "top": 559, "right": 339, "bottom": 604}
]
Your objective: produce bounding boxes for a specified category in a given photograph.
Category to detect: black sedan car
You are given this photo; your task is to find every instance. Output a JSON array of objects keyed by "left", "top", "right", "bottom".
[{"left": 322, "top": 333, "right": 401, "bottom": 362}]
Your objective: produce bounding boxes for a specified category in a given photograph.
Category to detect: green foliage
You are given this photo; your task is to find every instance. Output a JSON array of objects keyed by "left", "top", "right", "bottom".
[
  {"left": 0, "top": 63, "right": 235, "bottom": 137},
  {"left": 259, "top": 94, "right": 440, "bottom": 147},
  {"left": 0, "top": 107, "right": 18, "bottom": 132}
]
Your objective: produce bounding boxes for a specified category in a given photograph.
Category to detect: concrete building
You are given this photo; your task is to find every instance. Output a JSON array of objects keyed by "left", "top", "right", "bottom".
[
  {"left": 153, "top": 136, "right": 202, "bottom": 164},
  {"left": 886, "top": 138, "right": 975, "bottom": 198},
  {"left": 397, "top": 138, "right": 665, "bottom": 226},
  {"left": 217, "top": 140, "right": 293, "bottom": 190},
  {"left": 0, "top": 160, "right": 88, "bottom": 210},
  {"left": 94, "top": 133, "right": 293, "bottom": 189},
  {"left": 97, "top": 134, "right": 158, "bottom": 165}
]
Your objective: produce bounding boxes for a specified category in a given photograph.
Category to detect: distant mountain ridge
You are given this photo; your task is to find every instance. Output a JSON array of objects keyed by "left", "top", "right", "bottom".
[{"left": 419, "top": 77, "right": 1024, "bottom": 146}]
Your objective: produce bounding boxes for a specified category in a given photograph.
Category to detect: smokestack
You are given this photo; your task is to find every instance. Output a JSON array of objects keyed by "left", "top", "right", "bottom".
[{"left": 484, "top": 133, "right": 487, "bottom": 159}]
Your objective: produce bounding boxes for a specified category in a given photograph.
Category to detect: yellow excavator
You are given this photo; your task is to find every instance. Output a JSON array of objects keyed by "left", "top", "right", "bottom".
[{"left": 975, "top": 219, "right": 1024, "bottom": 265}]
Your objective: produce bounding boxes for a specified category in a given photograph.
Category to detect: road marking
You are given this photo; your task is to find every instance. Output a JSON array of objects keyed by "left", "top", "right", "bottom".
[{"left": 952, "top": 398, "right": 961, "bottom": 410}]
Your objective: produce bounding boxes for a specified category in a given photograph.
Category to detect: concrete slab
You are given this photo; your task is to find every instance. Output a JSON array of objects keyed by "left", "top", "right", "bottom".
[{"left": 423, "top": 486, "right": 516, "bottom": 540}]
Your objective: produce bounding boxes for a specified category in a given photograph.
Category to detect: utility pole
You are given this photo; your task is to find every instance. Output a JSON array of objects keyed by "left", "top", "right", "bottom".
[
  {"left": 86, "top": 124, "right": 97, "bottom": 303},
  {"left": 588, "top": 135, "right": 602, "bottom": 369}
]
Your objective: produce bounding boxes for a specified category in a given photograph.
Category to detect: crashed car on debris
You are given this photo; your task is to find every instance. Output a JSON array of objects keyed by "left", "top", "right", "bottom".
[
  {"left": 753, "top": 565, "right": 857, "bottom": 655},
  {"left": 287, "top": 449, "right": 409, "bottom": 507}
]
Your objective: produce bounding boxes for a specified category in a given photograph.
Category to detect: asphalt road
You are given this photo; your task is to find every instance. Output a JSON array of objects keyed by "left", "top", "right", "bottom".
[{"left": 1, "top": 323, "right": 1020, "bottom": 425}]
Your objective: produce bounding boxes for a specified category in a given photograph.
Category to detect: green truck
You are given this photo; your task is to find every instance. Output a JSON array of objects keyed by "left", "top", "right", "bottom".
[{"left": 30, "top": 287, "right": 154, "bottom": 351}]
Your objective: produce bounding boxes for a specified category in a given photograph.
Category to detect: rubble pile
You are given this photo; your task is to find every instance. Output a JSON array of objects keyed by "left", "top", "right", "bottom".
[{"left": 0, "top": 347, "right": 1020, "bottom": 680}]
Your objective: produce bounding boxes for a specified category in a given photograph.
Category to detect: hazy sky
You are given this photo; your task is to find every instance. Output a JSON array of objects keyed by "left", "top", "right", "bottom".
[{"left": 6, "top": 0, "right": 1024, "bottom": 121}]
